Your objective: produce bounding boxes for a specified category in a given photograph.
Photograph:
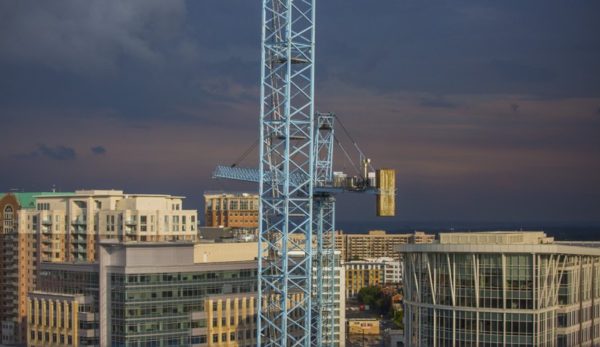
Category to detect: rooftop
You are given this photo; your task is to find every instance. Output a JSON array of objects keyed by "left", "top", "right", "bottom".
[
  {"left": 0, "top": 191, "right": 75, "bottom": 209},
  {"left": 204, "top": 191, "right": 258, "bottom": 198},
  {"left": 397, "top": 231, "right": 600, "bottom": 256},
  {"left": 35, "top": 190, "right": 185, "bottom": 199},
  {"left": 438, "top": 231, "right": 552, "bottom": 245}
]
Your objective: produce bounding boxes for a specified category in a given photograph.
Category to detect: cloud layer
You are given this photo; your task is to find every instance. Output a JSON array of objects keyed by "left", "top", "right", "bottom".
[{"left": 1, "top": 1, "right": 599, "bottom": 226}]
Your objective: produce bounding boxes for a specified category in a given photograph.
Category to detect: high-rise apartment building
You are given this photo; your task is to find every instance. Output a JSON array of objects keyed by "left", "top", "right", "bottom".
[
  {"left": 399, "top": 232, "right": 600, "bottom": 347},
  {"left": 310, "top": 250, "right": 346, "bottom": 346},
  {"left": 204, "top": 192, "right": 258, "bottom": 229},
  {"left": 31, "top": 190, "right": 197, "bottom": 263},
  {"left": 337, "top": 230, "right": 434, "bottom": 261},
  {"left": 0, "top": 192, "right": 67, "bottom": 345}
]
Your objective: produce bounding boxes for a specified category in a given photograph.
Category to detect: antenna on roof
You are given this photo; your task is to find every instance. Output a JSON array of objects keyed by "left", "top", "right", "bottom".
[{"left": 51, "top": 184, "right": 56, "bottom": 193}]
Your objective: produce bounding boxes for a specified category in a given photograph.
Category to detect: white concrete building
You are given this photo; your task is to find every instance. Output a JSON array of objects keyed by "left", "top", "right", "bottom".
[
  {"left": 31, "top": 190, "right": 197, "bottom": 263},
  {"left": 312, "top": 250, "right": 346, "bottom": 347},
  {"left": 398, "top": 231, "right": 600, "bottom": 347},
  {"left": 366, "top": 257, "right": 402, "bottom": 284}
]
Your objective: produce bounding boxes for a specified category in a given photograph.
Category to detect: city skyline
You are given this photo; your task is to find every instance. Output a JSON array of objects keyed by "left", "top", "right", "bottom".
[{"left": 1, "top": 1, "right": 599, "bottom": 227}]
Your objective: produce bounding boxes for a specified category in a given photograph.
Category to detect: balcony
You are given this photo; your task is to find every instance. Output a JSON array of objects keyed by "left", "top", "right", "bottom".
[
  {"left": 124, "top": 218, "right": 137, "bottom": 226},
  {"left": 72, "top": 227, "right": 88, "bottom": 235},
  {"left": 72, "top": 237, "right": 87, "bottom": 244},
  {"left": 71, "top": 216, "right": 87, "bottom": 225},
  {"left": 79, "top": 328, "right": 99, "bottom": 338},
  {"left": 79, "top": 312, "right": 97, "bottom": 321},
  {"left": 191, "top": 312, "right": 206, "bottom": 320},
  {"left": 41, "top": 217, "right": 52, "bottom": 225}
]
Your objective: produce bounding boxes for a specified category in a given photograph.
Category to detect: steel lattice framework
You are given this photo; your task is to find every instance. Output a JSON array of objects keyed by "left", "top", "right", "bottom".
[
  {"left": 258, "top": 0, "right": 316, "bottom": 346},
  {"left": 312, "top": 113, "right": 337, "bottom": 346}
]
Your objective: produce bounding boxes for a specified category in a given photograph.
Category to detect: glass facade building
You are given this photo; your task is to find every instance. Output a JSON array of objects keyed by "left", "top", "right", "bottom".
[
  {"left": 29, "top": 262, "right": 100, "bottom": 346},
  {"left": 98, "top": 242, "right": 259, "bottom": 347},
  {"left": 399, "top": 232, "right": 600, "bottom": 347},
  {"left": 108, "top": 269, "right": 257, "bottom": 346},
  {"left": 27, "top": 241, "right": 345, "bottom": 346}
]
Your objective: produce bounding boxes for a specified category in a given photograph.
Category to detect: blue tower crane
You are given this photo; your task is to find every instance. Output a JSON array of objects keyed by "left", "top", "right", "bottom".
[
  {"left": 212, "top": 1, "right": 396, "bottom": 346},
  {"left": 259, "top": 0, "right": 316, "bottom": 345}
]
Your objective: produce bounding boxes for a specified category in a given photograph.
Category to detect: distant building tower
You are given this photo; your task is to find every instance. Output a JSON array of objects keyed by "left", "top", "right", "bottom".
[
  {"left": 204, "top": 192, "right": 259, "bottom": 229},
  {"left": 399, "top": 231, "right": 600, "bottom": 346},
  {"left": 337, "top": 230, "right": 434, "bottom": 261}
]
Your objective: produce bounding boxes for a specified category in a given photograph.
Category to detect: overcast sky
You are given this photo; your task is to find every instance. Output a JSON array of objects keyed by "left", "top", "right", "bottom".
[{"left": 1, "top": 1, "right": 599, "bottom": 230}]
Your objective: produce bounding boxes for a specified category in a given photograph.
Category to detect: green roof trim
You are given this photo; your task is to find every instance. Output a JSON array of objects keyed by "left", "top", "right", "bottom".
[{"left": 2, "top": 192, "right": 75, "bottom": 210}]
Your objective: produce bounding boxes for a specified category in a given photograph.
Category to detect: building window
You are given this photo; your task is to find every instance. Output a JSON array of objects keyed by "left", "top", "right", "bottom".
[
  {"left": 140, "top": 215, "right": 147, "bottom": 232},
  {"left": 3, "top": 205, "right": 14, "bottom": 229}
]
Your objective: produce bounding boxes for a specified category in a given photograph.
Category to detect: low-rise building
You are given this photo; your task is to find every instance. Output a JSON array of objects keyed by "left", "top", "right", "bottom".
[
  {"left": 345, "top": 257, "right": 401, "bottom": 298},
  {"left": 366, "top": 257, "right": 402, "bottom": 284},
  {"left": 345, "top": 261, "right": 384, "bottom": 298},
  {"left": 204, "top": 192, "right": 258, "bottom": 229},
  {"left": 348, "top": 318, "right": 380, "bottom": 335}
]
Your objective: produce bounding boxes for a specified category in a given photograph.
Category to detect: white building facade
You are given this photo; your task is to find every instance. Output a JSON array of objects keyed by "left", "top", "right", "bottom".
[
  {"left": 31, "top": 190, "right": 197, "bottom": 263},
  {"left": 399, "top": 232, "right": 600, "bottom": 347}
]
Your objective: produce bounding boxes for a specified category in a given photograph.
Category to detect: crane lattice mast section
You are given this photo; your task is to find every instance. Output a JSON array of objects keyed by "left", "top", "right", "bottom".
[
  {"left": 212, "top": 1, "right": 396, "bottom": 346},
  {"left": 258, "top": 0, "right": 316, "bottom": 346}
]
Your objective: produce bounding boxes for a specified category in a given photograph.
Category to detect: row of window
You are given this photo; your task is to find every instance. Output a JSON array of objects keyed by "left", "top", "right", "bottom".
[{"left": 30, "top": 331, "right": 73, "bottom": 345}]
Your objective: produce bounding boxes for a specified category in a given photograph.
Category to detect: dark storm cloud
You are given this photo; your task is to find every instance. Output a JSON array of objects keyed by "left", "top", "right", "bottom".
[
  {"left": 14, "top": 144, "right": 77, "bottom": 161},
  {"left": 0, "top": 0, "right": 259, "bottom": 126},
  {"left": 0, "top": 1, "right": 599, "bottom": 224},
  {"left": 0, "top": 0, "right": 187, "bottom": 73},
  {"left": 490, "top": 60, "right": 556, "bottom": 85},
  {"left": 318, "top": 1, "right": 600, "bottom": 98},
  {"left": 91, "top": 146, "right": 107, "bottom": 155}
]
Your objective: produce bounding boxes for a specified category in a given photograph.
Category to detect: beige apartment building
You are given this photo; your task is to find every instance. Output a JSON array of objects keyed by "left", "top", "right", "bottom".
[
  {"left": 337, "top": 230, "right": 434, "bottom": 261},
  {"left": 204, "top": 192, "right": 258, "bottom": 229},
  {"left": 31, "top": 190, "right": 197, "bottom": 263},
  {"left": 0, "top": 192, "right": 66, "bottom": 346}
]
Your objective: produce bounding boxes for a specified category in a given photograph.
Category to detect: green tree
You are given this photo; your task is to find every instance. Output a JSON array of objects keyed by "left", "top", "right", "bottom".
[
  {"left": 393, "top": 309, "right": 404, "bottom": 329},
  {"left": 357, "top": 286, "right": 392, "bottom": 315}
]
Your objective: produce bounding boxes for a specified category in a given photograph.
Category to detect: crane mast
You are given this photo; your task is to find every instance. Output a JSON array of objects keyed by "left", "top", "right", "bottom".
[
  {"left": 213, "top": 1, "right": 396, "bottom": 346},
  {"left": 258, "top": 0, "right": 316, "bottom": 346}
]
